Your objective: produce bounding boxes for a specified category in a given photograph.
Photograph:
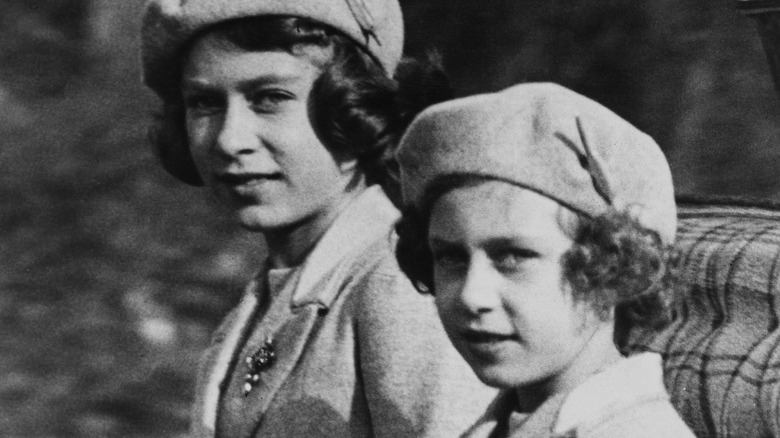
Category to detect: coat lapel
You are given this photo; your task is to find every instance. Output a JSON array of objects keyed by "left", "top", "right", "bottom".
[
  {"left": 460, "top": 390, "right": 517, "bottom": 438},
  {"left": 292, "top": 186, "right": 398, "bottom": 308},
  {"left": 194, "top": 187, "right": 399, "bottom": 437},
  {"left": 193, "top": 278, "right": 262, "bottom": 436},
  {"left": 242, "top": 304, "right": 323, "bottom": 426}
]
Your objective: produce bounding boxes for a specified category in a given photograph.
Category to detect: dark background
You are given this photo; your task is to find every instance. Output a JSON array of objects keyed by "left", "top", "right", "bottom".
[{"left": 0, "top": 1, "right": 778, "bottom": 436}]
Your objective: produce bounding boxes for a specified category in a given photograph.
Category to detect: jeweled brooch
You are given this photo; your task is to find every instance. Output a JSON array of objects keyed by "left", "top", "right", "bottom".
[{"left": 243, "top": 336, "right": 276, "bottom": 396}]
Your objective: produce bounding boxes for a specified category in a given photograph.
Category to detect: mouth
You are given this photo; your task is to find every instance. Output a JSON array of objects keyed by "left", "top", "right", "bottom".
[
  {"left": 456, "top": 329, "right": 519, "bottom": 360},
  {"left": 460, "top": 330, "right": 518, "bottom": 344},
  {"left": 216, "top": 172, "right": 283, "bottom": 187}
]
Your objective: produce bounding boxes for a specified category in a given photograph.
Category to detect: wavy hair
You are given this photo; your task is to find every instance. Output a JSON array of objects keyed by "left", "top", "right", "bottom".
[
  {"left": 395, "top": 174, "right": 679, "bottom": 346},
  {"left": 148, "top": 16, "right": 451, "bottom": 205}
]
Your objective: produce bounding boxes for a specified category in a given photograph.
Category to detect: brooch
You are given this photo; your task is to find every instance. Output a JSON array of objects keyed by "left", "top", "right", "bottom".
[{"left": 243, "top": 335, "right": 276, "bottom": 396}]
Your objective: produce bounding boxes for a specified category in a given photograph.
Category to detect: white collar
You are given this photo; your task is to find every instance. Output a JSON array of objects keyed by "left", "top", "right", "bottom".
[{"left": 554, "top": 352, "right": 668, "bottom": 434}]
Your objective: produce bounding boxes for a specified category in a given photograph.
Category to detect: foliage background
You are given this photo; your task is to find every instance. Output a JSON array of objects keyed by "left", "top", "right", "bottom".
[{"left": 0, "top": 0, "right": 778, "bottom": 436}]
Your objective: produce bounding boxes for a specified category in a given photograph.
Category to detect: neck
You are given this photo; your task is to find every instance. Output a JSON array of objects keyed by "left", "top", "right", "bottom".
[
  {"left": 515, "top": 320, "right": 622, "bottom": 413},
  {"left": 265, "top": 186, "right": 366, "bottom": 269}
]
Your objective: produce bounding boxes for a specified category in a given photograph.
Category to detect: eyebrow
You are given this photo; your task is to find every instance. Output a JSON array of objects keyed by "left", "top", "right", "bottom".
[
  {"left": 181, "top": 73, "right": 308, "bottom": 94},
  {"left": 428, "top": 235, "right": 536, "bottom": 250},
  {"left": 427, "top": 236, "right": 458, "bottom": 250}
]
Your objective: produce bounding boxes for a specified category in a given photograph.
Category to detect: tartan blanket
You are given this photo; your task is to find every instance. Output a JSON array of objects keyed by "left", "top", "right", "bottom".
[{"left": 626, "top": 200, "right": 780, "bottom": 437}]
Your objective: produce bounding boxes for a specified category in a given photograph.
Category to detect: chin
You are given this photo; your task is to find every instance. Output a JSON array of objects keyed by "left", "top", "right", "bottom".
[
  {"left": 234, "top": 207, "right": 292, "bottom": 232},
  {"left": 459, "top": 352, "right": 517, "bottom": 388},
  {"left": 467, "top": 358, "right": 550, "bottom": 390},
  {"left": 472, "top": 366, "right": 524, "bottom": 389}
]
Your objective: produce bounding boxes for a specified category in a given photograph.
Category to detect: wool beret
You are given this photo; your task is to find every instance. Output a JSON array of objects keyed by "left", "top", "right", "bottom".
[
  {"left": 397, "top": 82, "right": 677, "bottom": 244},
  {"left": 141, "top": 0, "right": 404, "bottom": 97}
]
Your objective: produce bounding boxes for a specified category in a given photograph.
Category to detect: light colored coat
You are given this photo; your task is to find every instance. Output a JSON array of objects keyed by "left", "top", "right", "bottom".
[
  {"left": 191, "top": 187, "right": 495, "bottom": 437},
  {"left": 462, "top": 353, "right": 694, "bottom": 438}
]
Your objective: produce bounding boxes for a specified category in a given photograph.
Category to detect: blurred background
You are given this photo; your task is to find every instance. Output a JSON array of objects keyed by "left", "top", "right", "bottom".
[{"left": 0, "top": 0, "right": 778, "bottom": 436}]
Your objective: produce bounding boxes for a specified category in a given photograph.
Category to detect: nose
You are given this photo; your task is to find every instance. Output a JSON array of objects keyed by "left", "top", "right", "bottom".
[
  {"left": 215, "top": 99, "right": 260, "bottom": 157},
  {"left": 458, "top": 256, "right": 502, "bottom": 314}
]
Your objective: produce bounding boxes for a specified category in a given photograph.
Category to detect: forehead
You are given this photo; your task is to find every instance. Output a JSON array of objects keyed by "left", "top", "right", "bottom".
[
  {"left": 181, "top": 33, "right": 323, "bottom": 85},
  {"left": 428, "top": 180, "right": 570, "bottom": 242}
]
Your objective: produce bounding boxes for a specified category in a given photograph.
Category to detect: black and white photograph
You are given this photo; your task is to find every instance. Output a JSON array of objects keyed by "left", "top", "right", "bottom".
[{"left": 2, "top": 1, "right": 780, "bottom": 437}]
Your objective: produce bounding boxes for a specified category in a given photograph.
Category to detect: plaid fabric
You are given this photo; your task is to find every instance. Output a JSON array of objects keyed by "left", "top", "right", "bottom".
[{"left": 626, "top": 201, "right": 780, "bottom": 438}]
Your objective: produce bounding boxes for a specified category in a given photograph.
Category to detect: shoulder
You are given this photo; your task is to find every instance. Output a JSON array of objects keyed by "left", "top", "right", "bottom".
[
  {"left": 562, "top": 353, "right": 695, "bottom": 438},
  {"left": 345, "top": 231, "right": 438, "bottom": 322},
  {"left": 578, "top": 399, "right": 694, "bottom": 438},
  {"left": 325, "top": 224, "right": 441, "bottom": 341}
]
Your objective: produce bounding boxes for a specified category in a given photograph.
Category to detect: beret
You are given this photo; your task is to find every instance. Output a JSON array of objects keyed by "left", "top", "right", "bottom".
[
  {"left": 396, "top": 82, "right": 677, "bottom": 244},
  {"left": 141, "top": 0, "right": 404, "bottom": 97}
]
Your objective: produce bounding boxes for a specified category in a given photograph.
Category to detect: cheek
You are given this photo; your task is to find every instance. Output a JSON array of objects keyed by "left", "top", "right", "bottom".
[
  {"left": 434, "top": 290, "right": 460, "bottom": 328},
  {"left": 290, "top": 144, "right": 351, "bottom": 188},
  {"left": 270, "top": 106, "right": 355, "bottom": 187},
  {"left": 185, "top": 117, "right": 213, "bottom": 166},
  {"left": 505, "top": 271, "right": 573, "bottom": 329},
  {"left": 432, "top": 269, "right": 464, "bottom": 305},
  {"left": 536, "top": 297, "right": 593, "bottom": 350}
]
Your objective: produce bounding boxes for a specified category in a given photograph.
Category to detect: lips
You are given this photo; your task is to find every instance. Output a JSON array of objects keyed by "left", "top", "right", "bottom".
[
  {"left": 214, "top": 172, "right": 283, "bottom": 198},
  {"left": 456, "top": 329, "right": 519, "bottom": 362},
  {"left": 216, "top": 172, "right": 282, "bottom": 185},
  {"left": 460, "top": 330, "right": 518, "bottom": 344}
]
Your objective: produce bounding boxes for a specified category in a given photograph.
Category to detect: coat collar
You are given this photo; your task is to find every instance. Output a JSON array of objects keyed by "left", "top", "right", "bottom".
[
  {"left": 192, "top": 186, "right": 398, "bottom": 436},
  {"left": 553, "top": 352, "right": 667, "bottom": 434},
  {"left": 461, "top": 353, "right": 668, "bottom": 437},
  {"left": 290, "top": 186, "right": 399, "bottom": 308},
  {"left": 195, "top": 287, "right": 260, "bottom": 436}
]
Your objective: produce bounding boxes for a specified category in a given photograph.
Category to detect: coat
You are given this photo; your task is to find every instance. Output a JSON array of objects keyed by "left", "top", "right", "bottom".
[
  {"left": 190, "top": 186, "right": 496, "bottom": 437},
  {"left": 462, "top": 353, "right": 694, "bottom": 438}
]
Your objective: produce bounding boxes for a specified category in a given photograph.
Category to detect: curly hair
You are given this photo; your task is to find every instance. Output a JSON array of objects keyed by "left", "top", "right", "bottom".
[
  {"left": 148, "top": 16, "right": 451, "bottom": 205},
  {"left": 395, "top": 174, "right": 679, "bottom": 346}
]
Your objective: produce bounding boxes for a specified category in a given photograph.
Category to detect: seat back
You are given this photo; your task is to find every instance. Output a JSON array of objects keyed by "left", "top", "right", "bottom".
[{"left": 626, "top": 200, "right": 780, "bottom": 437}]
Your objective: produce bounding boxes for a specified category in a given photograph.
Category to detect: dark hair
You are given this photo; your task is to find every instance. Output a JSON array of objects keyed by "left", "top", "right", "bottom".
[
  {"left": 148, "top": 16, "right": 451, "bottom": 205},
  {"left": 395, "top": 174, "right": 679, "bottom": 347}
]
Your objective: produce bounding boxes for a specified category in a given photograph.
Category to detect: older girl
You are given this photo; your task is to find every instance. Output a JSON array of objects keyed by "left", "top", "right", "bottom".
[
  {"left": 395, "top": 83, "right": 695, "bottom": 437},
  {"left": 140, "top": 1, "right": 493, "bottom": 436}
]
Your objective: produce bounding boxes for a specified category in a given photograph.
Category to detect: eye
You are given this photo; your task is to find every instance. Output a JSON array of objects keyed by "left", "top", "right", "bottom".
[
  {"left": 183, "top": 93, "right": 223, "bottom": 115},
  {"left": 490, "top": 248, "right": 538, "bottom": 272},
  {"left": 431, "top": 248, "right": 469, "bottom": 271},
  {"left": 247, "top": 89, "right": 294, "bottom": 113}
]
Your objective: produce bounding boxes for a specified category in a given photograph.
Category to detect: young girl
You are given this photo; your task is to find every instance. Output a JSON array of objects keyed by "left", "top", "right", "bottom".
[
  {"left": 395, "top": 83, "right": 695, "bottom": 437},
  {"left": 140, "top": 1, "right": 493, "bottom": 436}
]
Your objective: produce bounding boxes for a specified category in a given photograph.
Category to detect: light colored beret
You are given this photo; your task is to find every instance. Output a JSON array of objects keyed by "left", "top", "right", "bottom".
[
  {"left": 141, "top": 0, "right": 403, "bottom": 97},
  {"left": 397, "top": 82, "right": 677, "bottom": 244}
]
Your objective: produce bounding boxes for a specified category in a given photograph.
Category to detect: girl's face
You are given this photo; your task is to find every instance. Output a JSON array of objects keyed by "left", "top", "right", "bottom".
[
  {"left": 181, "top": 34, "right": 360, "bottom": 233},
  {"left": 428, "top": 180, "right": 611, "bottom": 398}
]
